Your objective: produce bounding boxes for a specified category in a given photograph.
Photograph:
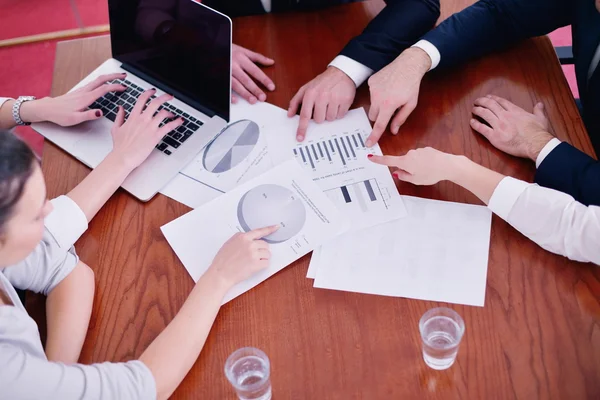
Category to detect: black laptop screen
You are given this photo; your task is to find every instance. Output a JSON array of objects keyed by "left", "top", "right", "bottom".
[{"left": 108, "top": 0, "right": 231, "bottom": 121}]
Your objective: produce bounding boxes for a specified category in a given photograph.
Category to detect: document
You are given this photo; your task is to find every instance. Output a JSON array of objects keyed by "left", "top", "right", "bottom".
[
  {"left": 160, "top": 173, "right": 222, "bottom": 209},
  {"left": 310, "top": 196, "right": 493, "bottom": 307},
  {"left": 267, "top": 108, "right": 407, "bottom": 232},
  {"left": 161, "top": 104, "right": 406, "bottom": 236},
  {"left": 161, "top": 159, "right": 347, "bottom": 304},
  {"left": 177, "top": 100, "right": 281, "bottom": 192}
]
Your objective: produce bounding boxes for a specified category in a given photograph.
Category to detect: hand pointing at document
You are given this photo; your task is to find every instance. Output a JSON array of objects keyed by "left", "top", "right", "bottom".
[
  {"left": 365, "top": 47, "right": 432, "bottom": 147},
  {"left": 288, "top": 66, "right": 356, "bottom": 142}
]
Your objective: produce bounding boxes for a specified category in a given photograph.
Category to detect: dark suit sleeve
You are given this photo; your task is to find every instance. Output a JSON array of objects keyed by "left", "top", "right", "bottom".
[
  {"left": 421, "top": 0, "right": 573, "bottom": 69},
  {"left": 339, "top": 0, "right": 440, "bottom": 72},
  {"left": 535, "top": 142, "right": 600, "bottom": 206}
]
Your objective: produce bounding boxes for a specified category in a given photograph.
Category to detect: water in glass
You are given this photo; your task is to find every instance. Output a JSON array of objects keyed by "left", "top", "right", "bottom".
[
  {"left": 419, "top": 308, "right": 465, "bottom": 370},
  {"left": 225, "top": 348, "right": 271, "bottom": 400}
]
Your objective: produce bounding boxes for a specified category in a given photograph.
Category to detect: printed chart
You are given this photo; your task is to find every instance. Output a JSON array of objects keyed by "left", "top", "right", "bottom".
[
  {"left": 237, "top": 184, "right": 307, "bottom": 244},
  {"left": 203, "top": 120, "right": 260, "bottom": 173},
  {"left": 293, "top": 130, "right": 367, "bottom": 171}
]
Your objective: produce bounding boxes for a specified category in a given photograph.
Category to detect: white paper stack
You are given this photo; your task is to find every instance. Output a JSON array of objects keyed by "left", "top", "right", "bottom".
[{"left": 309, "top": 196, "right": 493, "bottom": 307}]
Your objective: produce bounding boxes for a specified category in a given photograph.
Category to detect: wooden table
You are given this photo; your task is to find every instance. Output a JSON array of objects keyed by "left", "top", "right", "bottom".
[{"left": 34, "top": 1, "right": 600, "bottom": 398}]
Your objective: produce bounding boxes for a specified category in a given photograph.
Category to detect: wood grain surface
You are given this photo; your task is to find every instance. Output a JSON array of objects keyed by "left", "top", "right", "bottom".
[{"left": 31, "top": 1, "right": 600, "bottom": 399}]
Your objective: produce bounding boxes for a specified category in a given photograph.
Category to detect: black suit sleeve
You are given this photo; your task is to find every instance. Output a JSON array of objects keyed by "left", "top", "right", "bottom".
[
  {"left": 420, "top": 0, "right": 573, "bottom": 69},
  {"left": 339, "top": 0, "right": 440, "bottom": 72},
  {"left": 535, "top": 142, "right": 600, "bottom": 206}
]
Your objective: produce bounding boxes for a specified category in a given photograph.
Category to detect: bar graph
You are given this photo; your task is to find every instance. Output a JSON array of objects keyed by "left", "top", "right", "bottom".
[
  {"left": 324, "top": 178, "right": 391, "bottom": 214},
  {"left": 293, "top": 130, "right": 367, "bottom": 171}
]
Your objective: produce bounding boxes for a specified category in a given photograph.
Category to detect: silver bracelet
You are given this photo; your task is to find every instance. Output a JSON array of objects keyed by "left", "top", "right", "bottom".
[{"left": 12, "top": 96, "right": 36, "bottom": 126}]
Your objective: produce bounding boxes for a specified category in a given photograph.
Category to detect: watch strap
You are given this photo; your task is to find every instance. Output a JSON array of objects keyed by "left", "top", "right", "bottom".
[{"left": 12, "top": 96, "right": 36, "bottom": 126}]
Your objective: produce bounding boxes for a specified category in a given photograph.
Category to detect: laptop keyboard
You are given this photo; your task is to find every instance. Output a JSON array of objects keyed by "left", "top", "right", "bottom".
[{"left": 89, "top": 78, "right": 203, "bottom": 156}]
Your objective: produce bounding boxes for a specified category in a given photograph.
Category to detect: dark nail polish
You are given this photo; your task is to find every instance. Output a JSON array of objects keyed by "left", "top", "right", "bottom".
[
  {"left": 95, "top": 110, "right": 102, "bottom": 117},
  {"left": 367, "top": 154, "right": 373, "bottom": 158}
]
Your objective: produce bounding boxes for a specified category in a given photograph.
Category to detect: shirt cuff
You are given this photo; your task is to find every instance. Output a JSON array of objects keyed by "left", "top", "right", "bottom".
[
  {"left": 411, "top": 40, "right": 440, "bottom": 71},
  {"left": 535, "top": 138, "right": 561, "bottom": 168},
  {"left": 0, "top": 97, "right": 13, "bottom": 109},
  {"left": 328, "top": 55, "right": 374, "bottom": 87},
  {"left": 488, "top": 177, "right": 531, "bottom": 220},
  {"left": 45, "top": 195, "right": 89, "bottom": 249}
]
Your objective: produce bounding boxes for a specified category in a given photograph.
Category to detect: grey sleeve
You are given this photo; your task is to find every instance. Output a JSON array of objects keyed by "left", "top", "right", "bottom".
[
  {"left": 0, "top": 343, "right": 157, "bottom": 400},
  {"left": 2, "top": 229, "right": 79, "bottom": 296},
  {"left": 3, "top": 195, "right": 89, "bottom": 295}
]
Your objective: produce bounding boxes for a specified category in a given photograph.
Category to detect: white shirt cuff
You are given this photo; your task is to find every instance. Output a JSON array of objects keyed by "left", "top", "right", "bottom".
[
  {"left": 535, "top": 138, "right": 561, "bottom": 168},
  {"left": 488, "top": 177, "right": 531, "bottom": 220},
  {"left": 0, "top": 97, "right": 13, "bottom": 109},
  {"left": 328, "top": 55, "right": 373, "bottom": 87},
  {"left": 411, "top": 40, "right": 440, "bottom": 71},
  {"left": 45, "top": 195, "right": 89, "bottom": 249},
  {"left": 260, "top": 0, "right": 272, "bottom": 12}
]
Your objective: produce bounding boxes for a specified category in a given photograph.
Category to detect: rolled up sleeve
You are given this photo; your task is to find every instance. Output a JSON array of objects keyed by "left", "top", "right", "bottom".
[
  {"left": 3, "top": 196, "right": 89, "bottom": 295},
  {"left": 45, "top": 195, "right": 88, "bottom": 249},
  {"left": 0, "top": 97, "right": 12, "bottom": 109}
]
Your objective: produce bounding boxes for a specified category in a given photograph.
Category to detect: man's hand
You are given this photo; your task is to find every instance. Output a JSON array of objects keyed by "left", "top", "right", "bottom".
[
  {"left": 470, "top": 95, "right": 554, "bottom": 161},
  {"left": 231, "top": 44, "right": 275, "bottom": 104},
  {"left": 288, "top": 66, "right": 356, "bottom": 142},
  {"left": 366, "top": 47, "right": 431, "bottom": 147}
]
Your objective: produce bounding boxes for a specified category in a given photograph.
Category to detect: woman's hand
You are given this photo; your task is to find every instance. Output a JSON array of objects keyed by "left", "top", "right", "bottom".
[
  {"left": 110, "top": 89, "right": 184, "bottom": 170},
  {"left": 231, "top": 44, "right": 275, "bottom": 104},
  {"left": 368, "top": 147, "right": 458, "bottom": 185},
  {"left": 208, "top": 225, "right": 279, "bottom": 288},
  {"left": 20, "top": 73, "right": 128, "bottom": 126}
]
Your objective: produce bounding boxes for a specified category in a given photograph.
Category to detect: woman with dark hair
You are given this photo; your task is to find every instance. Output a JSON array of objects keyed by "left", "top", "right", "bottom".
[{"left": 0, "top": 75, "right": 277, "bottom": 399}]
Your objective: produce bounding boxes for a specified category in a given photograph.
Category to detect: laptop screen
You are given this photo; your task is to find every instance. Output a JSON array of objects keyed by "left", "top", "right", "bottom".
[{"left": 108, "top": 0, "right": 231, "bottom": 121}]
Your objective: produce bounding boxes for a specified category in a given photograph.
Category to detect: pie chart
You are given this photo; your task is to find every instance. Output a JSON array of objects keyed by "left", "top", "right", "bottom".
[
  {"left": 202, "top": 119, "right": 260, "bottom": 173},
  {"left": 237, "top": 184, "right": 307, "bottom": 244}
]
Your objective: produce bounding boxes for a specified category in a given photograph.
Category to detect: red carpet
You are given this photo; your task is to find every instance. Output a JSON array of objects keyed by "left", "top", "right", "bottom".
[{"left": 0, "top": 1, "right": 578, "bottom": 156}]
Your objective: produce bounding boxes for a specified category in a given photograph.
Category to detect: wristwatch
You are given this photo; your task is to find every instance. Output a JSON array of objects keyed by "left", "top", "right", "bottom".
[{"left": 12, "top": 96, "right": 36, "bottom": 126}]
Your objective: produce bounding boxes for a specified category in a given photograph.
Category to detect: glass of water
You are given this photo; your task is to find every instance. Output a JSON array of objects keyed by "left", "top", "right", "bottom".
[
  {"left": 225, "top": 347, "right": 272, "bottom": 400},
  {"left": 419, "top": 307, "right": 465, "bottom": 370}
]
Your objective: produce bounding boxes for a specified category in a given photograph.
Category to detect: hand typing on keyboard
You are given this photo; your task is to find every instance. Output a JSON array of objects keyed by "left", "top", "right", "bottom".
[
  {"left": 18, "top": 73, "right": 128, "bottom": 127},
  {"left": 90, "top": 77, "right": 205, "bottom": 156},
  {"left": 110, "top": 89, "right": 184, "bottom": 170}
]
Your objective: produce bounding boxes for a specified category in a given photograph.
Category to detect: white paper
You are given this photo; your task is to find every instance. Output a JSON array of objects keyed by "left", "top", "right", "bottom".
[
  {"left": 178, "top": 100, "right": 282, "bottom": 192},
  {"left": 160, "top": 173, "right": 222, "bottom": 209},
  {"left": 161, "top": 159, "right": 347, "bottom": 304},
  {"left": 312, "top": 196, "right": 493, "bottom": 307},
  {"left": 267, "top": 108, "right": 407, "bottom": 234}
]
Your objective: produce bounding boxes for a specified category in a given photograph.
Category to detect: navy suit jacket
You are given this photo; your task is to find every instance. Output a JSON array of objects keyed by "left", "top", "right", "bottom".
[
  {"left": 339, "top": 0, "right": 440, "bottom": 72},
  {"left": 203, "top": 0, "right": 362, "bottom": 18},
  {"left": 204, "top": 0, "right": 441, "bottom": 72},
  {"left": 421, "top": 0, "right": 600, "bottom": 206}
]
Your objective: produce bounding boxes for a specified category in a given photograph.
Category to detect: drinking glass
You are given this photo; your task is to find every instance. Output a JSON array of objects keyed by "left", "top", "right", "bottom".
[
  {"left": 419, "top": 307, "right": 465, "bottom": 370},
  {"left": 225, "top": 347, "right": 272, "bottom": 400}
]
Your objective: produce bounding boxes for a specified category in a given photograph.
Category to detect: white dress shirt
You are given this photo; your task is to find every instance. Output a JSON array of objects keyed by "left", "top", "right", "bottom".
[
  {"left": 488, "top": 177, "right": 600, "bottom": 264},
  {"left": 329, "top": 55, "right": 374, "bottom": 87},
  {"left": 260, "top": 0, "right": 272, "bottom": 12}
]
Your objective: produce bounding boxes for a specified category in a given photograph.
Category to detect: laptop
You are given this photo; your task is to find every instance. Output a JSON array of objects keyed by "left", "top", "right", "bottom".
[{"left": 33, "top": 0, "right": 232, "bottom": 201}]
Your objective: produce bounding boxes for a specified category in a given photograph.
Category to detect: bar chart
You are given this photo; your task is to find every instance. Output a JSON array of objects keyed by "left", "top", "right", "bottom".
[
  {"left": 324, "top": 178, "right": 393, "bottom": 216},
  {"left": 292, "top": 130, "right": 367, "bottom": 171}
]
